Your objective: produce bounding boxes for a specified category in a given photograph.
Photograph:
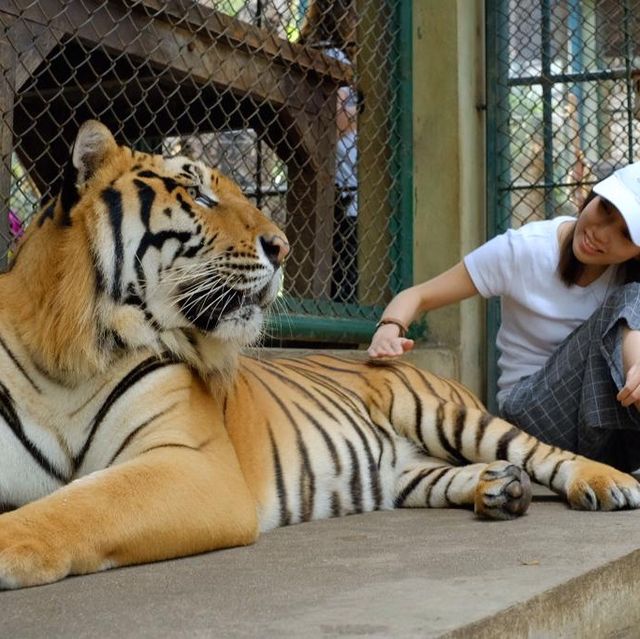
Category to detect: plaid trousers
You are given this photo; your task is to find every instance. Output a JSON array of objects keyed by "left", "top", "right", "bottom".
[{"left": 499, "top": 282, "right": 640, "bottom": 472}]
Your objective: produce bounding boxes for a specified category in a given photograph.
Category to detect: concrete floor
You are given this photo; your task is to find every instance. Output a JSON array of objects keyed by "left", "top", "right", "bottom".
[{"left": 3, "top": 489, "right": 640, "bottom": 639}]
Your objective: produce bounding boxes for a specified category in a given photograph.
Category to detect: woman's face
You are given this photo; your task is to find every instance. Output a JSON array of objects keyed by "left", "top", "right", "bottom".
[{"left": 573, "top": 195, "right": 640, "bottom": 265}]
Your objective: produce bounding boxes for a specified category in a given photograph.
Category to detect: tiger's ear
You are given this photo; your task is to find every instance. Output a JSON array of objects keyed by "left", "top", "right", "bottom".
[{"left": 72, "top": 120, "right": 117, "bottom": 189}]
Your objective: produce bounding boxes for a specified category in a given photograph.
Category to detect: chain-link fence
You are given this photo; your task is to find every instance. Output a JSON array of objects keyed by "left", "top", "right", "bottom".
[
  {"left": 485, "top": 0, "right": 640, "bottom": 407},
  {"left": 0, "top": 0, "right": 413, "bottom": 345}
]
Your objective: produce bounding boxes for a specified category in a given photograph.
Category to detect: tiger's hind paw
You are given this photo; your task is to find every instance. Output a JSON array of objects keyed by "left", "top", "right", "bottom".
[
  {"left": 566, "top": 462, "right": 640, "bottom": 511},
  {"left": 474, "top": 461, "right": 532, "bottom": 521}
]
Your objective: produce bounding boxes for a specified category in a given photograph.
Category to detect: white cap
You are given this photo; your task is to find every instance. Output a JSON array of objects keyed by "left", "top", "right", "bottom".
[{"left": 593, "top": 162, "right": 640, "bottom": 245}]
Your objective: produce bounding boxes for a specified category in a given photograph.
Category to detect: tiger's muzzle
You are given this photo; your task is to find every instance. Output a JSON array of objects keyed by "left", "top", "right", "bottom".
[{"left": 177, "top": 278, "right": 278, "bottom": 333}]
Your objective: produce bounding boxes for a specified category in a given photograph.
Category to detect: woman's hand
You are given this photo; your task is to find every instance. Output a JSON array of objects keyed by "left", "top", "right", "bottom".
[
  {"left": 618, "top": 327, "right": 640, "bottom": 410},
  {"left": 367, "top": 323, "right": 414, "bottom": 358},
  {"left": 618, "top": 362, "right": 640, "bottom": 409},
  {"left": 367, "top": 261, "right": 479, "bottom": 360}
]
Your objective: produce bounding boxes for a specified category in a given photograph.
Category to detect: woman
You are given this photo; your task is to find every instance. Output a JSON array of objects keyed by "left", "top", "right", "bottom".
[{"left": 368, "top": 163, "right": 640, "bottom": 471}]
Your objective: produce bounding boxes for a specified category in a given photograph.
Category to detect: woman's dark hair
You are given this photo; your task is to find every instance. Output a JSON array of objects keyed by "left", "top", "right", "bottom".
[
  {"left": 557, "top": 190, "right": 595, "bottom": 286},
  {"left": 558, "top": 189, "right": 640, "bottom": 286}
]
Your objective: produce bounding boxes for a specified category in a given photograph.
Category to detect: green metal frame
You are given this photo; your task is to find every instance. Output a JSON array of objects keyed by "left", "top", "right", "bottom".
[
  {"left": 265, "top": 0, "right": 414, "bottom": 343},
  {"left": 485, "top": 0, "right": 509, "bottom": 413},
  {"left": 389, "top": 0, "right": 414, "bottom": 297}
]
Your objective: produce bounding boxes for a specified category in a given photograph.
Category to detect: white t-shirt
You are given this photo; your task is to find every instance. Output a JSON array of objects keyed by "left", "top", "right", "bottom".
[{"left": 463, "top": 216, "right": 618, "bottom": 407}]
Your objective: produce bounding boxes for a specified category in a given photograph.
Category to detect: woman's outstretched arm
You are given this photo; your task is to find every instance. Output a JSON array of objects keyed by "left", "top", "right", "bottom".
[{"left": 368, "top": 261, "right": 480, "bottom": 358}]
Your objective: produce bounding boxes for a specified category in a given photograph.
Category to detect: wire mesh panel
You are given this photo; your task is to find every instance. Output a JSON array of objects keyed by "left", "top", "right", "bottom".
[
  {"left": 0, "top": 0, "right": 412, "bottom": 344},
  {"left": 485, "top": 0, "right": 640, "bottom": 407}
]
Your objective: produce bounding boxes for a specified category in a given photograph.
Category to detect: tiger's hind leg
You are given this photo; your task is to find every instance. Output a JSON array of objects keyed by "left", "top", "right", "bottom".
[
  {"left": 390, "top": 388, "right": 640, "bottom": 511},
  {"left": 394, "top": 456, "right": 532, "bottom": 520}
]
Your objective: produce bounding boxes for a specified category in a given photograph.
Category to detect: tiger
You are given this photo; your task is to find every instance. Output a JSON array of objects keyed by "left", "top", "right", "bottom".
[{"left": 0, "top": 120, "right": 638, "bottom": 590}]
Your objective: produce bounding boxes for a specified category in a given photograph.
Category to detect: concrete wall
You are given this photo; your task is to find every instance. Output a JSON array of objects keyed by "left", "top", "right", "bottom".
[{"left": 411, "top": 0, "right": 486, "bottom": 396}]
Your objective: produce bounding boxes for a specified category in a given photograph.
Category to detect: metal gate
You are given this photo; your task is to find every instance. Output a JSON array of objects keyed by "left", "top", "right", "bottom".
[{"left": 0, "top": 0, "right": 412, "bottom": 345}]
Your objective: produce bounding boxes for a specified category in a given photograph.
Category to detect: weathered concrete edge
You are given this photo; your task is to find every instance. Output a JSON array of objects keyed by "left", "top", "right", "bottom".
[{"left": 441, "top": 547, "right": 640, "bottom": 638}]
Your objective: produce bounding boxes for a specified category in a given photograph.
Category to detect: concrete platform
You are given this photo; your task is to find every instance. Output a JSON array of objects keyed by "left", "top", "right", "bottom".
[{"left": 3, "top": 489, "right": 640, "bottom": 638}]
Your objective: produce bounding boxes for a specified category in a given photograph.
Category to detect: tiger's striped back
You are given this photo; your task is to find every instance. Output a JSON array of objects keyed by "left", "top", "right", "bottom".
[{"left": 223, "top": 354, "right": 640, "bottom": 529}]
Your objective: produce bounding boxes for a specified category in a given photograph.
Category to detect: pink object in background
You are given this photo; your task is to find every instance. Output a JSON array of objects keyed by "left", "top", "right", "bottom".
[{"left": 8, "top": 211, "right": 24, "bottom": 239}]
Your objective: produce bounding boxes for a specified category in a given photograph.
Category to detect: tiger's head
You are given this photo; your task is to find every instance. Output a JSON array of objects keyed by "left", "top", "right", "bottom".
[{"left": 8, "top": 121, "right": 289, "bottom": 381}]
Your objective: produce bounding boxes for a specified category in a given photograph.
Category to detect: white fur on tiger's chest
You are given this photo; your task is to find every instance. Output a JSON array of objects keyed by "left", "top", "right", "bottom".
[{"left": 0, "top": 339, "right": 189, "bottom": 508}]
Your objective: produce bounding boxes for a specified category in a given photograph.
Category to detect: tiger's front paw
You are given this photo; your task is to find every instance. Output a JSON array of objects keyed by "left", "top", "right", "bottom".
[
  {"left": 475, "top": 461, "right": 532, "bottom": 520},
  {"left": 0, "top": 520, "right": 70, "bottom": 589},
  {"left": 566, "top": 461, "right": 640, "bottom": 511}
]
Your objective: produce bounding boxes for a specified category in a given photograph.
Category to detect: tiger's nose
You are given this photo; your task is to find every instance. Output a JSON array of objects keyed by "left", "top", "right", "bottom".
[{"left": 260, "top": 235, "right": 290, "bottom": 268}]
